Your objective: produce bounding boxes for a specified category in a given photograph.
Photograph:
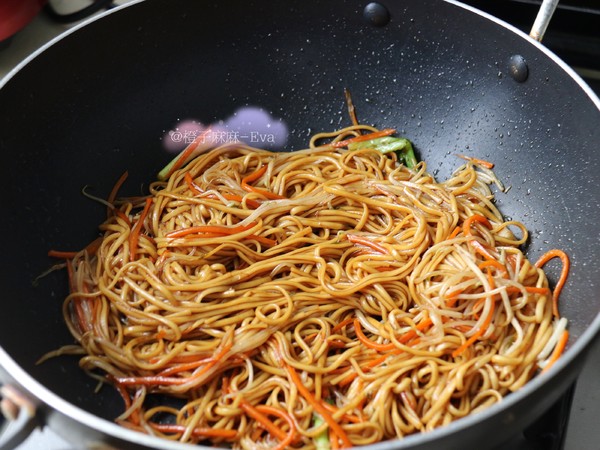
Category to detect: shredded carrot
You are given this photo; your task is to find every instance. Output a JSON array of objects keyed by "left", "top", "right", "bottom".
[
  {"left": 338, "top": 354, "right": 387, "bottom": 387},
  {"left": 331, "top": 128, "right": 396, "bottom": 148},
  {"left": 463, "top": 214, "right": 495, "bottom": 260},
  {"left": 330, "top": 429, "right": 341, "bottom": 450},
  {"left": 505, "top": 286, "right": 551, "bottom": 296},
  {"left": 445, "top": 288, "right": 463, "bottom": 307},
  {"left": 241, "top": 165, "right": 286, "bottom": 200},
  {"left": 397, "top": 317, "right": 432, "bottom": 344},
  {"left": 156, "top": 357, "right": 213, "bottom": 377},
  {"left": 115, "top": 209, "right": 131, "bottom": 226},
  {"left": 448, "top": 226, "right": 462, "bottom": 239},
  {"left": 332, "top": 317, "right": 354, "bottom": 333},
  {"left": 162, "top": 128, "right": 212, "bottom": 180},
  {"left": 107, "top": 170, "right": 129, "bottom": 217},
  {"left": 353, "top": 319, "right": 395, "bottom": 351},
  {"left": 478, "top": 259, "right": 508, "bottom": 277},
  {"left": 116, "top": 341, "right": 231, "bottom": 386},
  {"left": 456, "top": 154, "right": 495, "bottom": 169},
  {"left": 185, "top": 173, "right": 261, "bottom": 208},
  {"left": 239, "top": 400, "right": 288, "bottom": 442},
  {"left": 150, "top": 423, "right": 237, "bottom": 439},
  {"left": 242, "top": 165, "right": 268, "bottom": 184},
  {"left": 278, "top": 356, "right": 352, "bottom": 448},
  {"left": 347, "top": 234, "right": 389, "bottom": 255},
  {"left": 534, "top": 249, "right": 570, "bottom": 317},
  {"left": 165, "top": 222, "right": 276, "bottom": 247},
  {"left": 184, "top": 172, "right": 202, "bottom": 195},
  {"left": 48, "top": 236, "right": 103, "bottom": 259},
  {"left": 221, "top": 376, "right": 230, "bottom": 394},
  {"left": 353, "top": 316, "right": 432, "bottom": 354},
  {"left": 129, "top": 198, "right": 152, "bottom": 262},
  {"left": 152, "top": 352, "right": 212, "bottom": 365},
  {"left": 254, "top": 405, "right": 297, "bottom": 450},
  {"left": 541, "top": 330, "right": 569, "bottom": 374},
  {"left": 109, "top": 376, "right": 140, "bottom": 425},
  {"left": 337, "top": 373, "right": 358, "bottom": 387}
]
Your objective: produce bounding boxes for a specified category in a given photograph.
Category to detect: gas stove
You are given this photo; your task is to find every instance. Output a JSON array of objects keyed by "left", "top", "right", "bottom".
[{"left": 1, "top": 1, "right": 599, "bottom": 449}]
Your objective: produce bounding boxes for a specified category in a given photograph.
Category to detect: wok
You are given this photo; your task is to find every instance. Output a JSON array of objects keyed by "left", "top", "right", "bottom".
[{"left": 1, "top": 0, "right": 599, "bottom": 449}]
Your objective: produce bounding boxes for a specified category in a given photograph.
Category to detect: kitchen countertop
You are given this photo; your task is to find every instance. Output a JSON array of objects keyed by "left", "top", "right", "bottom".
[{"left": 1, "top": 4, "right": 599, "bottom": 450}]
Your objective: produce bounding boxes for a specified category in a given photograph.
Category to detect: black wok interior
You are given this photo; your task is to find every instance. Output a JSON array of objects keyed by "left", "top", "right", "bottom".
[{"left": 1, "top": 0, "right": 599, "bottom": 433}]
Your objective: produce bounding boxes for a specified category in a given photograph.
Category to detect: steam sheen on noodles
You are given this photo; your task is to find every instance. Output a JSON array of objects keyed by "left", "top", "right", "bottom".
[{"left": 47, "top": 125, "right": 569, "bottom": 448}]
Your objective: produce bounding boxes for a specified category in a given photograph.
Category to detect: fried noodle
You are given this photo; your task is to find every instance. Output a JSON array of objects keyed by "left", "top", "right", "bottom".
[{"left": 47, "top": 125, "right": 568, "bottom": 448}]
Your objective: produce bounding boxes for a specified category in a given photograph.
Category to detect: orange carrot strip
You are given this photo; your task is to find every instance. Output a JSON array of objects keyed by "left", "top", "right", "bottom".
[
  {"left": 48, "top": 236, "right": 103, "bottom": 259},
  {"left": 109, "top": 377, "right": 141, "bottom": 425},
  {"left": 221, "top": 376, "right": 230, "bottom": 395},
  {"left": 347, "top": 234, "right": 389, "bottom": 255},
  {"left": 241, "top": 165, "right": 285, "bottom": 200},
  {"left": 354, "top": 316, "right": 432, "bottom": 353},
  {"left": 129, "top": 198, "right": 153, "bottom": 262},
  {"left": 162, "top": 129, "right": 212, "bottom": 180},
  {"left": 185, "top": 173, "right": 261, "bottom": 208},
  {"left": 332, "top": 317, "right": 354, "bottom": 333},
  {"left": 463, "top": 214, "right": 492, "bottom": 236},
  {"left": 151, "top": 353, "right": 210, "bottom": 365},
  {"left": 338, "top": 372, "right": 359, "bottom": 387},
  {"left": 463, "top": 214, "right": 495, "bottom": 260},
  {"left": 505, "top": 286, "right": 552, "bottom": 296},
  {"left": 445, "top": 288, "right": 463, "bottom": 307},
  {"left": 157, "top": 358, "right": 212, "bottom": 377},
  {"left": 478, "top": 260, "right": 508, "bottom": 277},
  {"left": 331, "top": 128, "right": 396, "bottom": 148},
  {"left": 184, "top": 172, "right": 203, "bottom": 195},
  {"left": 283, "top": 364, "right": 352, "bottom": 448},
  {"left": 254, "top": 405, "right": 297, "bottom": 450},
  {"left": 330, "top": 429, "right": 341, "bottom": 450},
  {"left": 448, "top": 226, "right": 462, "bottom": 239},
  {"left": 353, "top": 319, "right": 395, "bottom": 351},
  {"left": 117, "top": 342, "right": 231, "bottom": 386},
  {"left": 338, "top": 354, "right": 389, "bottom": 387},
  {"left": 541, "top": 330, "right": 569, "bottom": 374},
  {"left": 165, "top": 224, "right": 276, "bottom": 247},
  {"left": 242, "top": 165, "right": 268, "bottom": 184},
  {"left": 456, "top": 154, "right": 495, "bottom": 169},
  {"left": 397, "top": 317, "right": 433, "bottom": 344},
  {"left": 534, "top": 249, "right": 570, "bottom": 317},
  {"left": 115, "top": 209, "right": 131, "bottom": 226},
  {"left": 107, "top": 170, "right": 129, "bottom": 217},
  {"left": 221, "top": 194, "right": 261, "bottom": 209},
  {"left": 239, "top": 401, "right": 287, "bottom": 442},
  {"left": 150, "top": 423, "right": 237, "bottom": 439}
]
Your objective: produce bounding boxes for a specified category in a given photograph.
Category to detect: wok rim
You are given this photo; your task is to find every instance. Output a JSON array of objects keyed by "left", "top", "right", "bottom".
[{"left": 0, "top": 0, "right": 599, "bottom": 448}]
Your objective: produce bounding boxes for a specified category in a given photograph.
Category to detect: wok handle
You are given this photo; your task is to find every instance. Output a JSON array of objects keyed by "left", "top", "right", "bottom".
[
  {"left": 529, "top": 0, "right": 559, "bottom": 42},
  {"left": 0, "top": 385, "right": 38, "bottom": 450}
]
